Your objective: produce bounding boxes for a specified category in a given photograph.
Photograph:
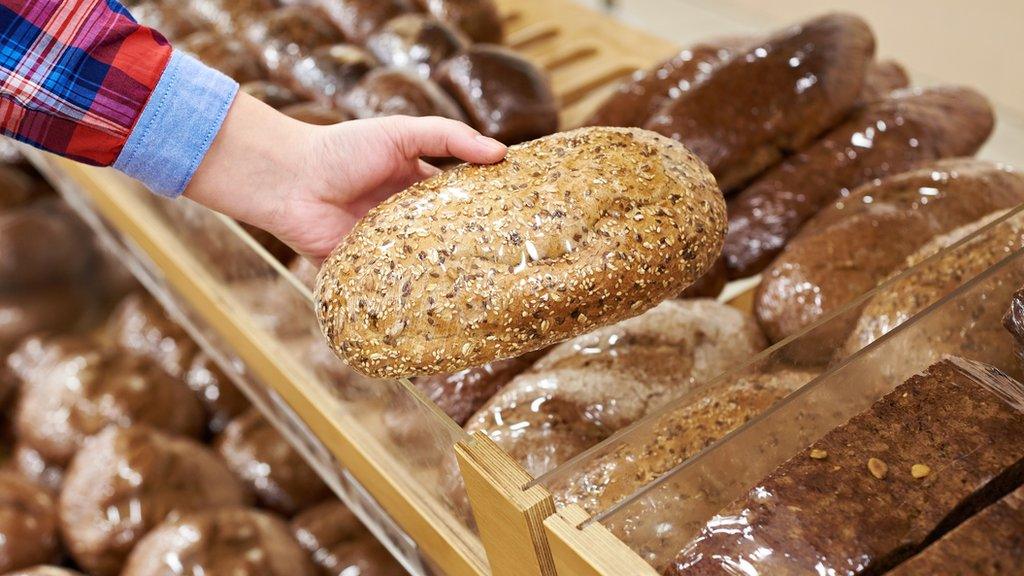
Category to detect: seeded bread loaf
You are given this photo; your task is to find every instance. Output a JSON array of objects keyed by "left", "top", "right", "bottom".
[
  {"left": 464, "top": 299, "right": 766, "bottom": 478},
  {"left": 551, "top": 368, "right": 818, "bottom": 515},
  {"left": 757, "top": 159, "right": 1024, "bottom": 344},
  {"left": 888, "top": 484, "right": 1024, "bottom": 575},
  {"left": 669, "top": 358, "right": 1024, "bottom": 575},
  {"left": 843, "top": 210, "right": 1024, "bottom": 373},
  {"left": 316, "top": 127, "right": 726, "bottom": 378},
  {"left": 645, "top": 13, "right": 875, "bottom": 192},
  {"left": 724, "top": 86, "right": 995, "bottom": 278}
]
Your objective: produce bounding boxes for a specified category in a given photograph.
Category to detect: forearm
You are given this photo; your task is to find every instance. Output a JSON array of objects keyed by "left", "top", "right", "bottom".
[{"left": 184, "top": 92, "right": 316, "bottom": 228}]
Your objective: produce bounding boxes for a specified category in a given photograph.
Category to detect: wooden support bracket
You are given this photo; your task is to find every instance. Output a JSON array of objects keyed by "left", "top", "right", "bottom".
[
  {"left": 544, "top": 505, "right": 659, "bottom": 576},
  {"left": 455, "top": 432, "right": 558, "bottom": 576}
]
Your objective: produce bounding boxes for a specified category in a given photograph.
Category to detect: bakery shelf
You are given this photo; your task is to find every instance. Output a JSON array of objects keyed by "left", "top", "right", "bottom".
[
  {"left": 543, "top": 202, "right": 1024, "bottom": 573},
  {"left": 20, "top": 0, "right": 1024, "bottom": 574}
]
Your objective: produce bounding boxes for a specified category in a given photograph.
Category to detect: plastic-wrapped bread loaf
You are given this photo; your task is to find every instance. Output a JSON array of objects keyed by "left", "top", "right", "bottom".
[
  {"left": 291, "top": 500, "right": 407, "bottom": 576},
  {"left": 584, "top": 37, "right": 752, "bottom": 128},
  {"left": 645, "top": 13, "right": 876, "bottom": 192},
  {"left": 244, "top": 7, "right": 346, "bottom": 78},
  {"left": 756, "top": 159, "right": 1024, "bottom": 345},
  {"left": 12, "top": 335, "right": 205, "bottom": 467},
  {"left": 843, "top": 209, "right": 1024, "bottom": 374},
  {"left": 216, "top": 408, "right": 331, "bottom": 515},
  {"left": 178, "top": 31, "right": 265, "bottom": 83},
  {"left": 344, "top": 68, "right": 466, "bottom": 120},
  {"left": 725, "top": 86, "right": 995, "bottom": 278},
  {"left": 435, "top": 45, "right": 559, "bottom": 144},
  {"left": 290, "top": 44, "right": 377, "bottom": 104},
  {"left": 315, "top": 127, "right": 726, "bottom": 378},
  {"left": 551, "top": 368, "right": 818, "bottom": 515},
  {"left": 464, "top": 299, "right": 766, "bottom": 478},
  {"left": 412, "top": 0, "right": 504, "bottom": 43},
  {"left": 668, "top": 358, "right": 1024, "bottom": 575},
  {"left": 365, "top": 13, "right": 467, "bottom": 78},
  {"left": 0, "top": 472, "right": 60, "bottom": 573},
  {"left": 318, "top": 0, "right": 415, "bottom": 44},
  {"left": 59, "top": 426, "right": 250, "bottom": 576},
  {"left": 122, "top": 508, "right": 318, "bottom": 576}
]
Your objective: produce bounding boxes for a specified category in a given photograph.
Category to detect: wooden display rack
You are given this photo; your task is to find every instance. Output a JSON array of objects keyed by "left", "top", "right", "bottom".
[{"left": 32, "top": 1, "right": 685, "bottom": 575}]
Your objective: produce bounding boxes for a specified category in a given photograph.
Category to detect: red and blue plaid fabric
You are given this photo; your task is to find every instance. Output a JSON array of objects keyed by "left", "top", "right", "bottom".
[{"left": 0, "top": 0, "right": 170, "bottom": 165}]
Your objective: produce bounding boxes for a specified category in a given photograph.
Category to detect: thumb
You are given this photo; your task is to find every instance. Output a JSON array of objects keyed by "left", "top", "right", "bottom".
[{"left": 385, "top": 116, "right": 507, "bottom": 164}]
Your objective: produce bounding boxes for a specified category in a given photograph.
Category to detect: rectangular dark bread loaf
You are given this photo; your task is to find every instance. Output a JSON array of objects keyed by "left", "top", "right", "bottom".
[
  {"left": 888, "top": 485, "right": 1024, "bottom": 575},
  {"left": 667, "top": 357, "right": 1024, "bottom": 576}
]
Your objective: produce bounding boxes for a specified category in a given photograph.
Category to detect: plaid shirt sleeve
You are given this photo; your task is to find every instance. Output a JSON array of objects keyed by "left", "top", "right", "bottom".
[{"left": 0, "top": 0, "right": 171, "bottom": 166}]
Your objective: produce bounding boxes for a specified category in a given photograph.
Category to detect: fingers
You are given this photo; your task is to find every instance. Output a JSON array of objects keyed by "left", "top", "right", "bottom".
[{"left": 384, "top": 116, "right": 507, "bottom": 164}]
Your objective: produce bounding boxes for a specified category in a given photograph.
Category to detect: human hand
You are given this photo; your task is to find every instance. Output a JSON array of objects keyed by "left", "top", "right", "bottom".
[{"left": 185, "top": 92, "right": 507, "bottom": 261}]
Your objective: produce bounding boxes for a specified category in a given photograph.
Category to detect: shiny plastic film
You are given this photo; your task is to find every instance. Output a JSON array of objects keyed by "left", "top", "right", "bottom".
[{"left": 581, "top": 206, "right": 1024, "bottom": 574}]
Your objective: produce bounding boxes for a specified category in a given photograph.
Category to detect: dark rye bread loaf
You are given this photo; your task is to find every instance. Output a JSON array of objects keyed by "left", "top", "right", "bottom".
[
  {"left": 551, "top": 368, "right": 818, "bottom": 515},
  {"left": 757, "top": 159, "right": 1024, "bottom": 344},
  {"left": 464, "top": 300, "right": 766, "bottom": 479},
  {"left": 843, "top": 210, "right": 1024, "bottom": 373},
  {"left": 365, "top": 13, "right": 467, "bottom": 79},
  {"left": 860, "top": 59, "right": 910, "bottom": 103},
  {"left": 645, "top": 13, "right": 875, "bottom": 192},
  {"left": 668, "top": 358, "right": 1024, "bottom": 576},
  {"left": 889, "top": 484, "right": 1024, "bottom": 575},
  {"left": 724, "top": 85, "right": 995, "bottom": 278},
  {"left": 584, "top": 37, "right": 752, "bottom": 128},
  {"left": 435, "top": 45, "right": 558, "bottom": 145},
  {"left": 413, "top": 0, "right": 504, "bottom": 44},
  {"left": 344, "top": 68, "right": 466, "bottom": 121},
  {"left": 316, "top": 127, "right": 726, "bottom": 378},
  {"left": 319, "top": 0, "right": 415, "bottom": 44}
]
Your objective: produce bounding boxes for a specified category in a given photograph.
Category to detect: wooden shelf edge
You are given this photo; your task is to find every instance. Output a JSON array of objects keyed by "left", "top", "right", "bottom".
[
  {"left": 545, "top": 505, "right": 659, "bottom": 576},
  {"left": 456, "top": 432, "right": 559, "bottom": 576}
]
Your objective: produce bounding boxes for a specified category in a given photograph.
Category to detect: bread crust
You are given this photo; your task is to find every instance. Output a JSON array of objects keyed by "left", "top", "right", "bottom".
[{"left": 316, "top": 127, "right": 726, "bottom": 378}]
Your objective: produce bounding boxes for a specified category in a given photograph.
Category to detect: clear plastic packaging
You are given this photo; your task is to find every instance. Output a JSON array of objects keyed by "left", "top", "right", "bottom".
[{"left": 563, "top": 204, "right": 1024, "bottom": 573}]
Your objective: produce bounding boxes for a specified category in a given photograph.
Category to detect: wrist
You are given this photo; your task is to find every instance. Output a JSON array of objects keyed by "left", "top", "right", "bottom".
[{"left": 185, "top": 92, "right": 317, "bottom": 230}]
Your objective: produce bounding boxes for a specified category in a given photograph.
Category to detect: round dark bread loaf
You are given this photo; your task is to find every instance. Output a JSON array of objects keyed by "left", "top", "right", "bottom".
[
  {"left": 315, "top": 127, "right": 726, "bottom": 378},
  {"left": 435, "top": 44, "right": 558, "bottom": 145},
  {"left": 366, "top": 13, "right": 467, "bottom": 79},
  {"left": 757, "top": 159, "right": 1024, "bottom": 344},
  {"left": 122, "top": 508, "right": 317, "bottom": 576},
  {"left": 344, "top": 68, "right": 466, "bottom": 120},
  {"left": 413, "top": 0, "right": 504, "bottom": 44}
]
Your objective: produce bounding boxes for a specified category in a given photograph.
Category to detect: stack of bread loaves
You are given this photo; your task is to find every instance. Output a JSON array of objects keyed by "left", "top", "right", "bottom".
[{"left": 0, "top": 152, "right": 404, "bottom": 575}]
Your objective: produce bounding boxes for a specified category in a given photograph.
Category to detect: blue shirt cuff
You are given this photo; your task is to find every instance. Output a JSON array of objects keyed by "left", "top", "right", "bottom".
[{"left": 114, "top": 50, "right": 238, "bottom": 198}]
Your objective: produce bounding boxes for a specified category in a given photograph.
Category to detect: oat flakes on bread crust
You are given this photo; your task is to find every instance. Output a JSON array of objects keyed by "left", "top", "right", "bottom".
[{"left": 316, "top": 127, "right": 726, "bottom": 378}]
